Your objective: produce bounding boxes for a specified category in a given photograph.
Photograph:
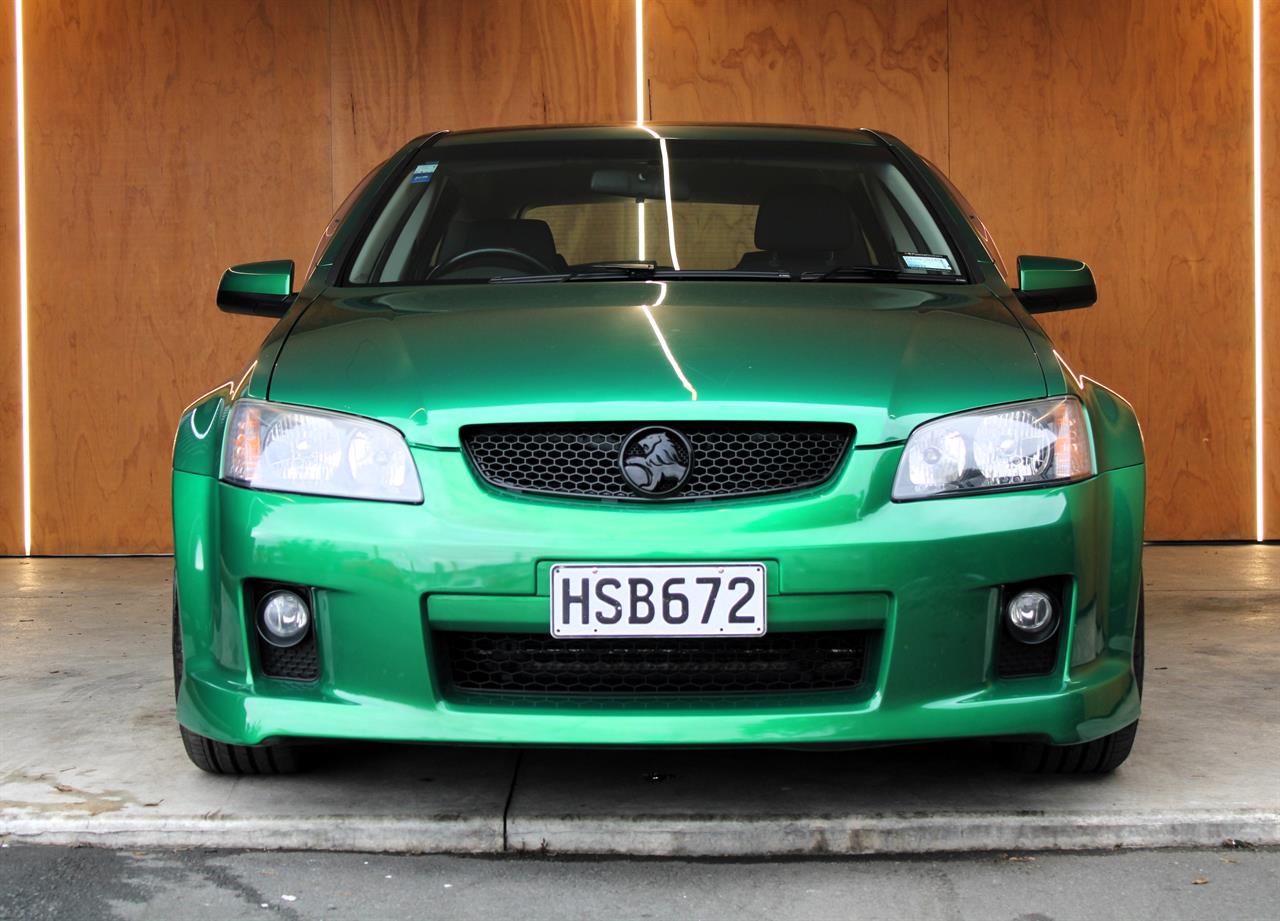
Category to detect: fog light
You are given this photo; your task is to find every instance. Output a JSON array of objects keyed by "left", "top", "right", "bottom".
[
  {"left": 1005, "top": 589, "right": 1057, "bottom": 644},
  {"left": 257, "top": 590, "right": 310, "bottom": 647}
]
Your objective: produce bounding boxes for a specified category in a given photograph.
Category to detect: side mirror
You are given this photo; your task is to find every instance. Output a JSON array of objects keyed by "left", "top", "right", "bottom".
[
  {"left": 217, "top": 260, "right": 296, "bottom": 317},
  {"left": 1014, "top": 255, "right": 1097, "bottom": 313}
]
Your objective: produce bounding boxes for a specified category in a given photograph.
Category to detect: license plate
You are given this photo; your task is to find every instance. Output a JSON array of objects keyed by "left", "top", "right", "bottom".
[{"left": 550, "top": 563, "right": 767, "bottom": 638}]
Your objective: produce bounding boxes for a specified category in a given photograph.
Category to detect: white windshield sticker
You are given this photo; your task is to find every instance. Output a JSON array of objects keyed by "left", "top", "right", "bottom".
[
  {"left": 410, "top": 162, "right": 439, "bottom": 185},
  {"left": 902, "top": 253, "right": 953, "bottom": 272}
]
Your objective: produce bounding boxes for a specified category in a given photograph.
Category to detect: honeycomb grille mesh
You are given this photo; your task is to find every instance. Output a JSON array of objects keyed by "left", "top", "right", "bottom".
[
  {"left": 258, "top": 631, "right": 319, "bottom": 681},
  {"left": 437, "top": 630, "right": 869, "bottom": 696},
  {"left": 462, "top": 423, "right": 852, "bottom": 501},
  {"left": 995, "top": 625, "right": 1060, "bottom": 678}
]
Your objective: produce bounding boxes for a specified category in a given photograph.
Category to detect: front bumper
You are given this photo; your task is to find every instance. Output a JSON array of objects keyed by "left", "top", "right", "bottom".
[{"left": 173, "top": 446, "right": 1144, "bottom": 747}]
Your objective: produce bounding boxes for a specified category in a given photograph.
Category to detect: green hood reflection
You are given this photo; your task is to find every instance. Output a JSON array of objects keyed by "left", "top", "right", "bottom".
[{"left": 267, "top": 281, "right": 1045, "bottom": 448}]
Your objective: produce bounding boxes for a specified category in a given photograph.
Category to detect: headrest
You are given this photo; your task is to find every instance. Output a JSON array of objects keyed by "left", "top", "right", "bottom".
[
  {"left": 754, "top": 185, "right": 853, "bottom": 253},
  {"left": 439, "top": 219, "right": 560, "bottom": 266}
]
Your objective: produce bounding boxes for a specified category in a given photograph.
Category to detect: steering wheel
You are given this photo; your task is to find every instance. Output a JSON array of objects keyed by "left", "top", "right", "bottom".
[{"left": 427, "top": 247, "right": 556, "bottom": 280}]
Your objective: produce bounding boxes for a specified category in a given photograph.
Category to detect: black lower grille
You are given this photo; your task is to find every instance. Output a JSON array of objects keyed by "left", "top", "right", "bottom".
[
  {"left": 995, "top": 628, "right": 1060, "bottom": 678},
  {"left": 437, "top": 630, "right": 869, "bottom": 696},
  {"left": 462, "top": 422, "right": 852, "bottom": 501},
  {"left": 258, "top": 630, "right": 319, "bottom": 681}
]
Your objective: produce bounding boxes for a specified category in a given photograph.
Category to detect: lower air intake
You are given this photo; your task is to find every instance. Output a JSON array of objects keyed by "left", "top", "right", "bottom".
[
  {"left": 258, "top": 631, "right": 319, "bottom": 681},
  {"left": 437, "top": 630, "right": 870, "bottom": 696}
]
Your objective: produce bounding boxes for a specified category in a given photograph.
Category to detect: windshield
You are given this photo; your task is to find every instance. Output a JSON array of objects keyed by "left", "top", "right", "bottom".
[{"left": 344, "top": 136, "right": 963, "bottom": 285}]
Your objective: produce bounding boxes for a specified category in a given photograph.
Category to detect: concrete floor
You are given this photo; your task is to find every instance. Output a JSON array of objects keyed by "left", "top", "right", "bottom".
[{"left": 1, "top": 546, "right": 1277, "bottom": 856}]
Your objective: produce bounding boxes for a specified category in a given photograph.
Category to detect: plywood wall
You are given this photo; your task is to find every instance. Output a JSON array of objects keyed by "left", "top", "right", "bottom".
[
  {"left": 0, "top": 3, "right": 21, "bottom": 554},
  {"left": 22, "top": 0, "right": 331, "bottom": 552},
  {"left": 6, "top": 0, "right": 1275, "bottom": 549},
  {"left": 645, "top": 0, "right": 949, "bottom": 163},
  {"left": 947, "top": 0, "right": 1256, "bottom": 541},
  {"left": 331, "top": 0, "right": 635, "bottom": 198}
]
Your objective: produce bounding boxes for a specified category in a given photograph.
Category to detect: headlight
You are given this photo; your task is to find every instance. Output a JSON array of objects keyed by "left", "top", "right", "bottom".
[
  {"left": 892, "top": 396, "right": 1093, "bottom": 500},
  {"left": 221, "top": 399, "right": 422, "bottom": 503}
]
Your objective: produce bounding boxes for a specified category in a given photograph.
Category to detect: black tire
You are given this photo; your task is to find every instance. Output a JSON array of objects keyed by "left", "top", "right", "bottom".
[
  {"left": 998, "top": 587, "right": 1144, "bottom": 775},
  {"left": 172, "top": 574, "right": 304, "bottom": 775},
  {"left": 179, "top": 724, "right": 303, "bottom": 775},
  {"left": 998, "top": 720, "right": 1139, "bottom": 774}
]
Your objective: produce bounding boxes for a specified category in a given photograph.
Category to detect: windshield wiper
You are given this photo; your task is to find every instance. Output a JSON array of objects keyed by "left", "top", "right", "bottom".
[
  {"left": 489, "top": 270, "right": 643, "bottom": 284},
  {"left": 801, "top": 265, "right": 964, "bottom": 283},
  {"left": 490, "top": 262, "right": 656, "bottom": 284},
  {"left": 654, "top": 269, "right": 791, "bottom": 282},
  {"left": 491, "top": 265, "right": 793, "bottom": 284},
  {"left": 489, "top": 264, "right": 964, "bottom": 285},
  {"left": 568, "top": 262, "right": 659, "bottom": 281}
]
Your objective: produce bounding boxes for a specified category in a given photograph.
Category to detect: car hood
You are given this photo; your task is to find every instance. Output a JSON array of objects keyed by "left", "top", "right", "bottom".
[{"left": 268, "top": 281, "right": 1046, "bottom": 448}]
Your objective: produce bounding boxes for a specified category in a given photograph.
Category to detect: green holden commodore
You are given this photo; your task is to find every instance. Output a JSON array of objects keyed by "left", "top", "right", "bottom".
[{"left": 171, "top": 124, "right": 1145, "bottom": 776}]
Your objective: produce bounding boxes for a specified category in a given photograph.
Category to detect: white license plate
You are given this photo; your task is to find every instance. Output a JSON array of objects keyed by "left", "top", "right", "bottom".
[{"left": 550, "top": 563, "right": 767, "bottom": 638}]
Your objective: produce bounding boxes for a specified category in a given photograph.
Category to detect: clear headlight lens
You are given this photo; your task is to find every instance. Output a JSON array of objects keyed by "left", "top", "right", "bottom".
[
  {"left": 221, "top": 399, "right": 422, "bottom": 503},
  {"left": 892, "top": 397, "right": 1093, "bottom": 500}
]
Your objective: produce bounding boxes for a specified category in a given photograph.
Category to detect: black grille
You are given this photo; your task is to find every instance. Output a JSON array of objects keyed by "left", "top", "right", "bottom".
[
  {"left": 462, "top": 422, "right": 852, "bottom": 501},
  {"left": 995, "top": 628, "right": 1059, "bottom": 678},
  {"left": 437, "top": 630, "right": 869, "bottom": 696},
  {"left": 258, "top": 630, "right": 320, "bottom": 681}
]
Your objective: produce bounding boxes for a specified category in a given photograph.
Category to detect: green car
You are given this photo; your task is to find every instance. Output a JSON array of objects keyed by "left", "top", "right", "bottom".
[{"left": 172, "top": 124, "right": 1144, "bottom": 776}]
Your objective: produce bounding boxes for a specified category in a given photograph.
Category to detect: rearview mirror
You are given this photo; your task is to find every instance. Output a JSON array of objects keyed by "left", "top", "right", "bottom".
[
  {"left": 590, "top": 168, "right": 690, "bottom": 201},
  {"left": 217, "top": 260, "right": 296, "bottom": 317},
  {"left": 1014, "top": 255, "right": 1097, "bottom": 313}
]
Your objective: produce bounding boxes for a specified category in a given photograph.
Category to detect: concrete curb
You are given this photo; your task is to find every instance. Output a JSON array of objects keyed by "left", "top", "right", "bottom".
[
  {"left": 507, "top": 809, "right": 1280, "bottom": 856},
  {"left": 0, "top": 815, "right": 501, "bottom": 855},
  {"left": 4, "top": 809, "right": 1277, "bottom": 856}
]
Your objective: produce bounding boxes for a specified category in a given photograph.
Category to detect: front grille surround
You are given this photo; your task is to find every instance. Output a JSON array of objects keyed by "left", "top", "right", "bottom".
[
  {"left": 461, "top": 422, "right": 853, "bottom": 502},
  {"left": 435, "top": 629, "right": 873, "bottom": 698}
]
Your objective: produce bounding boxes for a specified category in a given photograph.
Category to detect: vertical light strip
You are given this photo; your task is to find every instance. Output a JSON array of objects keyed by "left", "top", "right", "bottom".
[
  {"left": 634, "top": 0, "right": 646, "bottom": 259},
  {"left": 1254, "top": 0, "right": 1265, "bottom": 541},
  {"left": 634, "top": 0, "right": 645, "bottom": 124},
  {"left": 14, "top": 0, "right": 31, "bottom": 555}
]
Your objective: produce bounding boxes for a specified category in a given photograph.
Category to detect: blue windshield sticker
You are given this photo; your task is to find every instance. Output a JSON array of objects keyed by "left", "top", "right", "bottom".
[
  {"left": 410, "top": 162, "right": 438, "bottom": 184},
  {"left": 902, "top": 253, "right": 953, "bottom": 272}
]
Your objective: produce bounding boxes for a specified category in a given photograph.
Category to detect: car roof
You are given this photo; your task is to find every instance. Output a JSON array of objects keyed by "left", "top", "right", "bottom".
[{"left": 431, "top": 123, "right": 885, "bottom": 147}]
